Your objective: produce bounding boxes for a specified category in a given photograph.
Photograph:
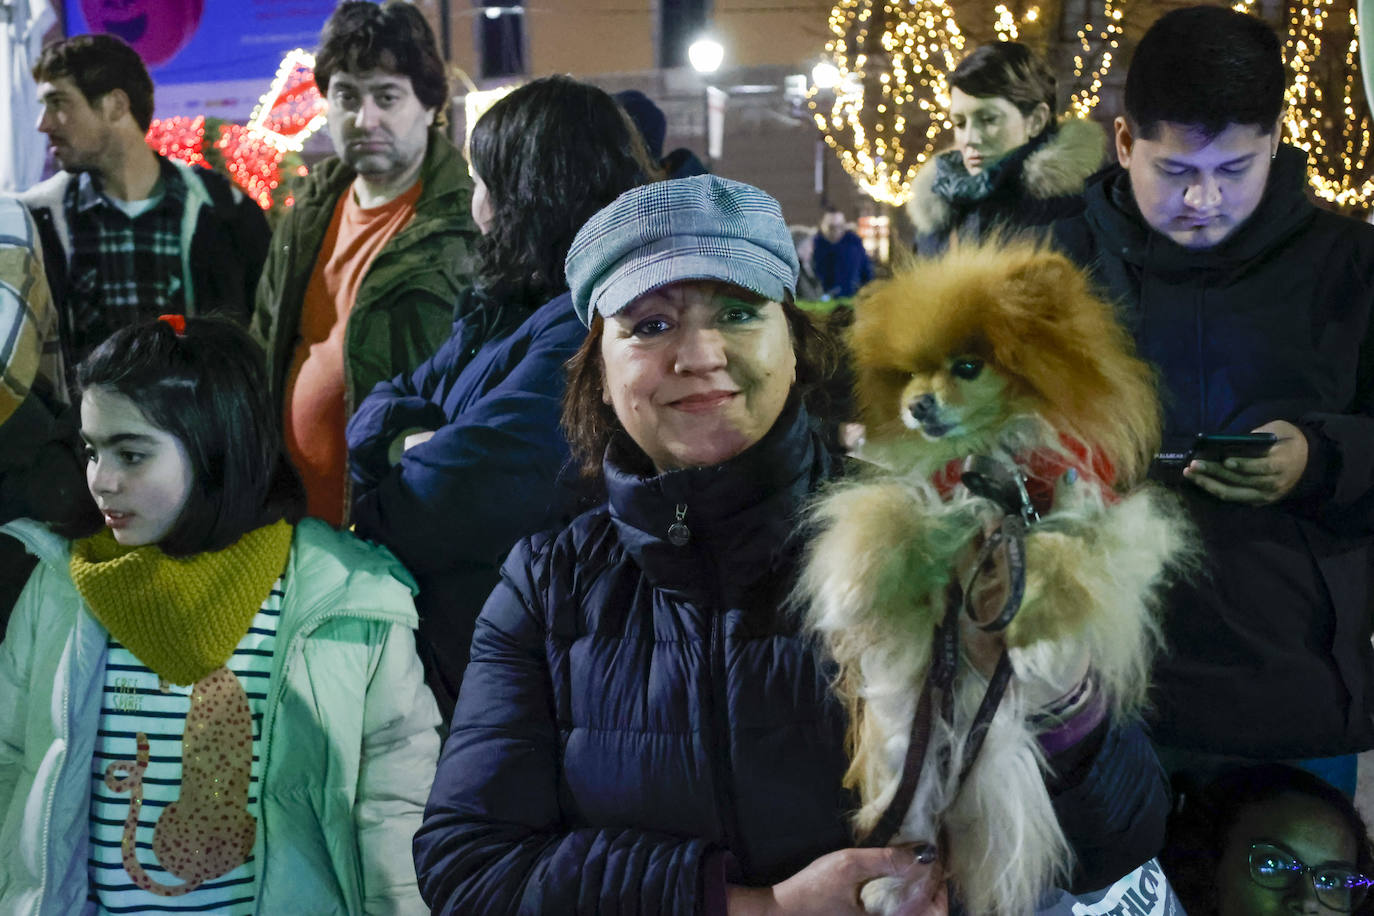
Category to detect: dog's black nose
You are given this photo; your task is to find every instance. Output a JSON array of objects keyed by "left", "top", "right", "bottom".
[{"left": 908, "top": 393, "right": 936, "bottom": 420}]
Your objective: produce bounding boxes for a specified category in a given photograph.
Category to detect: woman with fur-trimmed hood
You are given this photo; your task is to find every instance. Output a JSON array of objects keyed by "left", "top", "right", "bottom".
[{"left": 908, "top": 42, "right": 1105, "bottom": 256}]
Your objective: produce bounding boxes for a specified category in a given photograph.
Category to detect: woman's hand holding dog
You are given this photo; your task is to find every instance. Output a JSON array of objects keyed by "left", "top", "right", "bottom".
[
  {"left": 726, "top": 845, "right": 943, "bottom": 915},
  {"left": 1184, "top": 420, "right": 1308, "bottom": 505}
]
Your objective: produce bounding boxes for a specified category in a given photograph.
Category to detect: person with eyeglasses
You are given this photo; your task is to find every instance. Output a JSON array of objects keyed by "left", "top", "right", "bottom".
[
  {"left": 1247, "top": 842, "right": 1370, "bottom": 913},
  {"left": 1161, "top": 763, "right": 1374, "bottom": 914}
]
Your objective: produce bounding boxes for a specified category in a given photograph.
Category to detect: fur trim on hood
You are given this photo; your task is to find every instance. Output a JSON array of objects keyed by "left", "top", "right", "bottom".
[{"left": 906, "top": 118, "right": 1106, "bottom": 237}]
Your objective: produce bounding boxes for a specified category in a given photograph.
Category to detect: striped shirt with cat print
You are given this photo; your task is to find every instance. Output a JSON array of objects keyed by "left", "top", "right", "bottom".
[{"left": 87, "top": 579, "right": 282, "bottom": 914}]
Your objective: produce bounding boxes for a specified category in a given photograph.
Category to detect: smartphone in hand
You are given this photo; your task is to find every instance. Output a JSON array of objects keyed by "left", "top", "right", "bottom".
[{"left": 1190, "top": 432, "right": 1278, "bottom": 462}]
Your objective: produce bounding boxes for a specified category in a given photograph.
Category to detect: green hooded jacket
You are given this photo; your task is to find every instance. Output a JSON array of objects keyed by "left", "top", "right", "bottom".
[
  {"left": 0, "top": 517, "right": 440, "bottom": 915},
  {"left": 251, "top": 128, "right": 479, "bottom": 429}
]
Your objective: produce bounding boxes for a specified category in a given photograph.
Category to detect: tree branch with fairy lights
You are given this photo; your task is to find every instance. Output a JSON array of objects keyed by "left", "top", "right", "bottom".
[
  {"left": 1235, "top": 0, "right": 1373, "bottom": 211},
  {"left": 808, "top": 0, "right": 966, "bottom": 206}
]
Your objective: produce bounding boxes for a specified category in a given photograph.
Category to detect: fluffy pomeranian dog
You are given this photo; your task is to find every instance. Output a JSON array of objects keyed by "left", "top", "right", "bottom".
[{"left": 796, "top": 241, "right": 1194, "bottom": 916}]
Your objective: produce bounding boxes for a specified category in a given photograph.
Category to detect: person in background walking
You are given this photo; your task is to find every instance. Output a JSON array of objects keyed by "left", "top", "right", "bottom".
[{"left": 812, "top": 206, "right": 872, "bottom": 298}]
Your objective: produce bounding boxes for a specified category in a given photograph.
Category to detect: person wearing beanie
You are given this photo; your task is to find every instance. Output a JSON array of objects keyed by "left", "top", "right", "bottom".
[
  {"left": 614, "top": 89, "right": 668, "bottom": 161},
  {"left": 615, "top": 87, "right": 711, "bottom": 180},
  {"left": 414, "top": 174, "right": 1174, "bottom": 915},
  {"left": 0, "top": 317, "right": 439, "bottom": 914}
]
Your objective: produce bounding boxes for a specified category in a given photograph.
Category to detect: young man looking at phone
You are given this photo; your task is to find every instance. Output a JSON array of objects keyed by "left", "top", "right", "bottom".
[{"left": 1054, "top": 7, "right": 1374, "bottom": 780}]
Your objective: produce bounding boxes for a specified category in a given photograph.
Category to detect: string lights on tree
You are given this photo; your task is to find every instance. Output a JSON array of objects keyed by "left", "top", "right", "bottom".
[
  {"left": 145, "top": 49, "right": 327, "bottom": 214},
  {"left": 1064, "top": 0, "right": 1123, "bottom": 118},
  {"left": 1234, "top": 0, "right": 1373, "bottom": 209},
  {"left": 808, "top": 0, "right": 965, "bottom": 206},
  {"left": 992, "top": 3, "right": 1042, "bottom": 42},
  {"left": 984, "top": 0, "right": 1121, "bottom": 115},
  {"left": 810, "top": 0, "right": 1374, "bottom": 209}
]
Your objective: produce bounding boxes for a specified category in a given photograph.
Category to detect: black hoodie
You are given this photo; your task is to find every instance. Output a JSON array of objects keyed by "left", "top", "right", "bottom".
[{"left": 1054, "top": 146, "right": 1374, "bottom": 758}]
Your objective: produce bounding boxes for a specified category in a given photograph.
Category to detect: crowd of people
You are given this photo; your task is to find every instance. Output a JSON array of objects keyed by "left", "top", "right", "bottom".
[{"left": 0, "top": 0, "right": 1371, "bottom": 913}]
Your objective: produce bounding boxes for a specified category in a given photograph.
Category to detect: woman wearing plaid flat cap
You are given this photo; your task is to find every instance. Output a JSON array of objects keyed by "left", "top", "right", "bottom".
[{"left": 414, "top": 176, "right": 1171, "bottom": 915}]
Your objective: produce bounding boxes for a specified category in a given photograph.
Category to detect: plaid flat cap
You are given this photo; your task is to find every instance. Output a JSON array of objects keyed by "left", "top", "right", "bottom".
[{"left": 566, "top": 175, "right": 799, "bottom": 327}]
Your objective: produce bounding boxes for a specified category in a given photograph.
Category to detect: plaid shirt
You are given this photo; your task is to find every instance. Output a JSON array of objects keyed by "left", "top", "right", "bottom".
[
  {"left": 64, "top": 156, "right": 187, "bottom": 362},
  {"left": 0, "top": 195, "right": 59, "bottom": 424}
]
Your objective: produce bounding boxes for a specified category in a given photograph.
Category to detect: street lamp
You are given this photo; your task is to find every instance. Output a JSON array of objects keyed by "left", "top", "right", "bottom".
[
  {"left": 687, "top": 36, "right": 724, "bottom": 74},
  {"left": 687, "top": 34, "right": 725, "bottom": 169},
  {"left": 811, "top": 61, "right": 840, "bottom": 90},
  {"left": 808, "top": 63, "right": 842, "bottom": 208}
]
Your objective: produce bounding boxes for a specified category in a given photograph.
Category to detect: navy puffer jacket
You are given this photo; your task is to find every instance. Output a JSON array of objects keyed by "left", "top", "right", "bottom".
[
  {"left": 346, "top": 290, "right": 591, "bottom": 720},
  {"left": 414, "top": 398, "right": 1170, "bottom": 914}
]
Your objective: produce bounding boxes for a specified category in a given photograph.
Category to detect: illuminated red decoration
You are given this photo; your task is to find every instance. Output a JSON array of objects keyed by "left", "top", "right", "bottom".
[
  {"left": 142, "top": 50, "right": 326, "bottom": 212},
  {"left": 216, "top": 123, "right": 287, "bottom": 211},
  {"left": 250, "top": 51, "right": 328, "bottom": 151},
  {"left": 146, "top": 115, "right": 207, "bottom": 169}
]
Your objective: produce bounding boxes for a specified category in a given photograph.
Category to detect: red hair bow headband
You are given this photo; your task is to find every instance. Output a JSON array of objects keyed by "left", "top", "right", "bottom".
[{"left": 158, "top": 314, "right": 187, "bottom": 336}]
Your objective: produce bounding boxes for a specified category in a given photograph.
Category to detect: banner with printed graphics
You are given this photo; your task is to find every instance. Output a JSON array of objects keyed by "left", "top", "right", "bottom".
[
  {"left": 63, "top": 0, "right": 336, "bottom": 121},
  {"left": 1037, "top": 859, "right": 1185, "bottom": 916}
]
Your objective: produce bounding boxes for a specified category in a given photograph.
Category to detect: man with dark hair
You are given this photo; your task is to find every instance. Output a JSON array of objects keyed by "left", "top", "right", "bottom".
[
  {"left": 17, "top": 33, "right": 269, "bottom": 375},
  {"left": 812, "top": 206, "right": 872, "bottom": 298},
  {"left": 1054, "top": 6, "right": 1374, "bottom": 780},
  {"left": 252, "top": 0, "right": 478, "bottom": 526}
]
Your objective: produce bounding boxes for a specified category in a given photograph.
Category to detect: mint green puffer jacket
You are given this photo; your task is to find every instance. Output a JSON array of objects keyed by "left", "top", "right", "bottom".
[{"left": 0, "top": 518, "right": 440, "bottom": 915}]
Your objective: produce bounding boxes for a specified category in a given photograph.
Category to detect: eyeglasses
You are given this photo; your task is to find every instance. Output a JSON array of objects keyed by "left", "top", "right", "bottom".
[{"left": 1248, "top": 842, "right": 1371, "bottom": 912}]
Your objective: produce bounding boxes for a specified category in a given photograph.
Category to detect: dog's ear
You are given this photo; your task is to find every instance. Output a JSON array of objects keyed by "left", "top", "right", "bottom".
[
  {"left": 1002, "top": 251, "right": 1084, "bottom": 310},
  {"left": 983, "top": 248, "right": 1093, "bottom": 383}
]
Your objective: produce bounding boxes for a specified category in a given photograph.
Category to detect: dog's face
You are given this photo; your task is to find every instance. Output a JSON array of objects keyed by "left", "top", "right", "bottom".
[
  {"left": 897, "top": 354, "right": 1013, "bottom": 445},
  {"left": 851, "top": 243, "right": 1162, "bottom": 482}
]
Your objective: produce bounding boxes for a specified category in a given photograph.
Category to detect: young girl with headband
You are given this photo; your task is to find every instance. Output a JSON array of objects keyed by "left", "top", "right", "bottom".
[{"left": 0, "top": 315, "right": 439, "bottom": 914}]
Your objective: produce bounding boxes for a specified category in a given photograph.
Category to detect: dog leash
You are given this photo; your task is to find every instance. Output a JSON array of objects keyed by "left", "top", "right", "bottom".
[
  {"left": 857, "top": 456, "right": 1031, "bottom": 851},
  {"left": 857, "top": 585, "right": 1015, "bottom": 849},
  {"left": 857, "top": 577, "right": 959, "bottom": 849}
]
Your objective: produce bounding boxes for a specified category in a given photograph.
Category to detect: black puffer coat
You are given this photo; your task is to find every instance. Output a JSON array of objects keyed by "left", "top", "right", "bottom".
[
  {"left": 414, "top": 398, "right": 1170, "bottom": 913},
  {"left": 1053, "top": 146, "right": 1374, "bottom": 757}
]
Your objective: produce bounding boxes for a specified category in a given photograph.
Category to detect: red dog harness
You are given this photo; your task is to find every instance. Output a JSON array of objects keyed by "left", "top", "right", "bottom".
[{"left": 929, "top": 433, "right": 1118, "bottom": 513}]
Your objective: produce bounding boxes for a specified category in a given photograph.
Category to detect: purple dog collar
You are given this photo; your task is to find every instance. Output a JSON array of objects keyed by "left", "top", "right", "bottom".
[{"left": 1037, "top": 690, "right": 1108, "bottom": 757}]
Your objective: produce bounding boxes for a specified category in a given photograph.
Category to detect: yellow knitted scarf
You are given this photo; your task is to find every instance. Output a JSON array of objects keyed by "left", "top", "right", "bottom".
[{"left": 70, "top": 520, "right": 294, "bottom": 686}]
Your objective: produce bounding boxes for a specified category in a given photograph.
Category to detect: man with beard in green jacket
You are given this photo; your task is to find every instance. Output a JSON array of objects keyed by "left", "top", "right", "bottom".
[{"left": 253, "top": 1, "right": 478, "bottom": 527}]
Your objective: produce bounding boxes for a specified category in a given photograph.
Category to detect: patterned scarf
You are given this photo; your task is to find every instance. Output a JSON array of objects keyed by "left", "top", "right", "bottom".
[{"left": 930, "top": 126, "right": 1056, "bottom": 207}]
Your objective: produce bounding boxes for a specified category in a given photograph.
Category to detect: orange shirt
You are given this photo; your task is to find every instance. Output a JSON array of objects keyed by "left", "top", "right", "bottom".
[{"left": 283, "top": 179, "right": 423, "bottom": 526}]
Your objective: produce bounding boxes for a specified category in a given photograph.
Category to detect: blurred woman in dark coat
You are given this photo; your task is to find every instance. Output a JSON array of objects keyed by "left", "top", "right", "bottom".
[{"left": 908, "top": 42, "right": 1104, "bottom": 256}]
